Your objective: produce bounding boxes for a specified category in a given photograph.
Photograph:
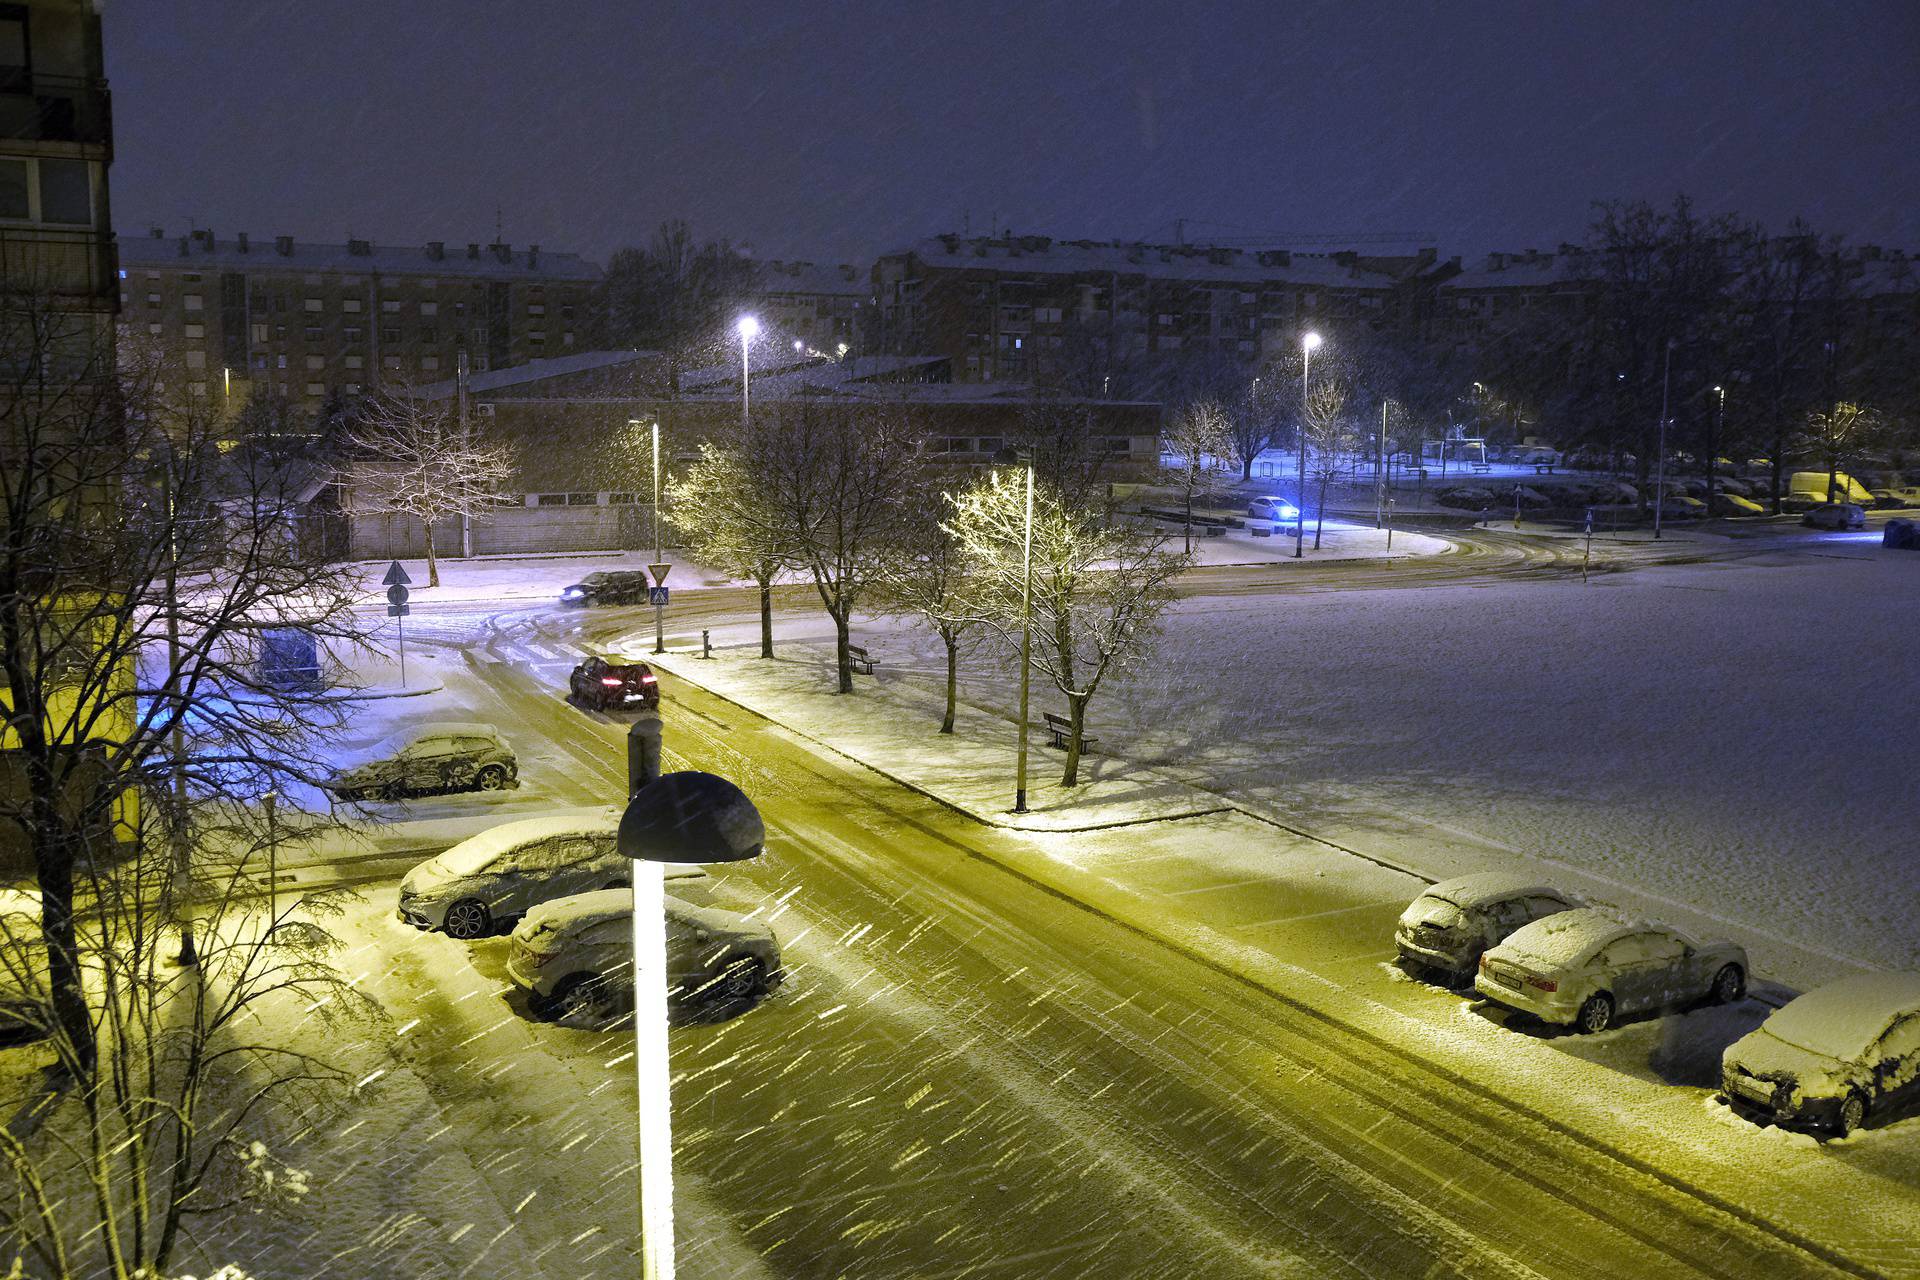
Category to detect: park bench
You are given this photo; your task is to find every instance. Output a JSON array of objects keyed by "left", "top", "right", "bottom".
[
  {"left": 1471, "top": 462, "right": 1493, "bottom": 474},
  {"left": 1534, "top": 462, "right": 1557, "bottom": 475},
  {"left": 1043, "top": 711, "right": 1096, "bottom": 752},
  {"left": 848, "top": 644, "right": 876, "bottom": 675},
  {"left": 1250, "top": 523, "right": 1272, "bottom": 537}
]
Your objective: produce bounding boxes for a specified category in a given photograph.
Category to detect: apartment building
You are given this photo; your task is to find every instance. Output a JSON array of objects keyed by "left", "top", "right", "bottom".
[
  {"left": 116, "top": 228, "right": 601, "bottom": 405},
  {"left": 755, "top": 259, "right": 871, "bottom": 354},
  {"left": 873, "top": 234, "right": 1439, "bottom": 382}
]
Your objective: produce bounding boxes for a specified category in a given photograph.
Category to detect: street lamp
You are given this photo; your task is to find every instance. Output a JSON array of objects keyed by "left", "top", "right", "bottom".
[
  {"left": 618, "top": 770, "right": 765, "bottom": 1280},
  {"left": 1296, "top": 332, "right": 1322, "bottom": 559},
  {"left": 992, "top": 446, "right": 1035, "bottom": 814},
  {"left": 1654, "top": 338, "right": 1674, "bottom": 541},
  {"left": 1377, "top": 398, "right": 1396, "bottom": 530},
  {"left": 1708, "top": 385, "right": 1725, "bottom": 518},
  {"left": 633, "top": 417, "right": 667, "bottom": 654},
  {"left": 735, "top": 314, "right": 760, "bottom": 429}
]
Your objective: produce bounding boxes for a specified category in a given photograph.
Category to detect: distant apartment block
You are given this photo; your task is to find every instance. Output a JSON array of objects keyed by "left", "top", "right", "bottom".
[
  {"left": 116, "top": 228, "right": 601, "bottom": 404},
  {"left": 0, "top": 0, "right": 115, "bottom": 326},
  {"left": 873, "top": 234, "right": 1442, "bottom": 382},
  {"left": 755, "top": 259, "right": 872, "bottom": 354}
]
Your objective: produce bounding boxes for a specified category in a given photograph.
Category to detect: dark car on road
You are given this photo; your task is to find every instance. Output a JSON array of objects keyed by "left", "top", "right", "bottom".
[
  {"left": 323, "top": 723, "right": 518, "bottom": 801},
  {"left": 569, "top": 656, "right": 659, "bottom": 710},
  {"left": 559, "top": 570, "right": 653, "bottom": 607}
]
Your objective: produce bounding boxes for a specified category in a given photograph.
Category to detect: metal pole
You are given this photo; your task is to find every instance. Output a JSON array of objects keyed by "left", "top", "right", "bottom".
[
  {"left": 1583, "top": 508, "right": 1594, "bottom": 583},
  {"left": 1708, "top": 386, "right": 1723, "bottom": 519},
  {"left": 1385, "top": 498, "right": 1395, "bottom": 553},
  {"left": 740, "top": 337, "right": 751, "bottom": 429},
  {"left": 162, "top": 455, "right": 196, "bottom": 968},
  {"left": 1654, "top": 340, "right": 1673, "bottom": 540},
  {"left": 631, "top": 860, "right": 675, "bottom": 1280},
  {"left": 1295, "top": 346, "right": 1309, "bottom": 558},
  {"left": 651, "top": 419, "right": 665, "bottom": 656},
  {"left": 1376, "top": 401, "right": 1388, "bottom": 529},
  {"left": 457, "top": 349, "right": 473, "bottom": 558},
  {"left": 1014, "top": 464, "right": 1033, "bottom": 814},
  {"left": 397, "top": 610, "right": 407, "bottom": 688},
  {"left": 262, "top": 790, "right": 278, "bottom": 925}
]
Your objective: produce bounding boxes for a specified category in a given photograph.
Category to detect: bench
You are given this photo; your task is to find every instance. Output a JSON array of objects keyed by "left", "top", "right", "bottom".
[
  {"left": 848, "top": 644, "right": 876, "bottom": 675},
  {"left": 1250, "top": 523, "right": 1272, "bottom": 537},
  {"left": 1534, "top": 462, "right": 1557, "bottom": 475},
  {"left": 1043, "top": 711, "right": 1096, "bottom": 752},
  {"left": 1471, "top": 463, "right": 1493, "bottom": 474}
]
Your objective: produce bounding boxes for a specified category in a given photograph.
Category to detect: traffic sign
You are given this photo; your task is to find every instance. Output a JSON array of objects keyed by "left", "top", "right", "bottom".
[
  {"left": 386, "top": 583, "right": 409, "bottom": 606},
  {"left": 382, "top": 560, "right": 412, "bottom": 587},
  {"left": 647, "top": 562, "right": 672, "bottom": 586},
  {"left": 648, "top": 586, "right": 670, "bottom": 606},
  {"left": 387, "top": 602, "right": 411, "bottom": 617}
]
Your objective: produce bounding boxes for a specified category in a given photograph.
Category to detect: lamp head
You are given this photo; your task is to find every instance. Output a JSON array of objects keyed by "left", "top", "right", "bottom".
[
  {"left": 736, "top": 315, "right": 761, "bottom": 341},
  {"left": 1301, "top": 332, "right": 1323, "bottom": 353},
  {"left": 618, "top": 771, "right": 764, "bottom": 865}
]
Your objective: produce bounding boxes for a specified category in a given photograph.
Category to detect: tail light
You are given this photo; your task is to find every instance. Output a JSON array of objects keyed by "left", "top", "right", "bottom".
[
  {"left": 640, "top": 673, "right": 656, "bottom": 684},
  {"left": 600, "top": 676, "right": 624, "bottom": 687},
  {"left": 519, "top": 947, "right": 555, "bottom": 967},
  {"left": 1478, "top": 953, "right": 1490, "bottom": 971},
  {"left": 1525, "top": 974, "right": 1557, "bottom": 992}
]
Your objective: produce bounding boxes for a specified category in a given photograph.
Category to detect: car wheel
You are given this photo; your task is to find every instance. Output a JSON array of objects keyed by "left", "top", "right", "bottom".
[
  {"left": 1837, "top": 1092, "right": 1868, "bottom": 1137},
  {"left": 1575, "top": 992, "right": 1614, "bottom": 1034},
  {"left": 442, "top": 899, "right": 492, "bottom": 940},
  {"left": 546, "top": 973, "right": 610, "bottom": 1021},
  {"left": 714, "top": 956, "right": 766, "bottom": 1003},
  {"left": 1710, "top": 964, "right": 1746, "bottom": 1005},
  {"left": 474, "top": 764, "right": 510, "bottom": 791}
]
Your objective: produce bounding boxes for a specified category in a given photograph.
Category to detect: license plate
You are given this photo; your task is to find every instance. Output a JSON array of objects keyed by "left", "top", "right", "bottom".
[
  {"left": 1493, "top": 971, "right": 1521, "bottom": 990},
  {"left": 1731, "top": 1076, "right": 1771, "bottom": 1102}
]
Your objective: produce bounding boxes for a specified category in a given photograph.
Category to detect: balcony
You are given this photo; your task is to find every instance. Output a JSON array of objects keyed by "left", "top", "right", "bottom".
[
  {"left": 0, "top": 72, "right": 113, "bottom": 150},
  {"left": 0, "top": 226, "right": 116, "bottom": 305}
]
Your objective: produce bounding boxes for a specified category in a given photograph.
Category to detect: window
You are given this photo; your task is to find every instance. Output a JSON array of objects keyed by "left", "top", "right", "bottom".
[
  {"left": 188, "top": 382, "right": 207, "bottom": 398},
  {"left": 421, "top": 355, "right": 440, "bottom": 370},
  {"left": 146, "top": 322, "right": 162, "bottom": 336},
  {"left": 566, "top": 493, "right": 598, "bottom": 506},
  {"left": 382, "top": 355, "right": 402, "bottom": 369},
  {"left": 276, "top": 355, "right": 287, "bottom": 369},
  {"left": 251, "top": 323, "right": 269, "bottom": 343},
  {"left": 303, "top": 326, "right": 322, "bottom": 341},
  {"left": 607, "top": 492, "right": 638, "bottom": 504},
  {"left": 1107, "top": 437, "right": 1132, "bottom": 453},
  {"left": 343, "top": 383, "right": 361, "bottom": 395},
  {"left": 184, "top": 322, "right": 205, "bottom": 339},
  {"left": 183, "top": 295, "right": 204, "bottom": 312},
  {"left": 528, "top": 303, "right": 546, "bottom": 316},
  {"left": 344, "top": 326, "right": 362, "bottom": 342},
  {"left": 381, "top": 327, "right": 399, "bottom": 344},
  {"left": 562, "top": 331, "right": 575, "bottom": 346},
  {"left": 420, "top": 301, "right": 439, "bottom": 317},
  {"left": 381, "top": 299, "right": 401, "bottom": 313},
  {"left": 37, "top": 159, "right": 90, "bottom": 224},
  {"left": 0, "top": 158, "right": 25, "bottom": 219},
  {"left": 305, "top": 354, "right": 325, "bottom": 370},
  {"left": 342, "top": 298, "right": 362, "bottom": 313},
  {"left": 251, "top": 354, "right": 266, "bottom": 369},
  {"left": 145, "top": 292, "right": 161, "bottom": 308},
  {"left": 344, "top": 354, "right": 363, "bottom": 369},
  {"left": 304, "top": 382, "right": 324, "bottom": 396},
  {"left": 184, "top": 350, "right": 206, "bottom": 369},
  {"left": 530, "top": 493, "right": 569, "bottom": 506},
  {"left": 1034, "top": 307, "right": 1062, "bottom": 323},
  {"left": 528, "top": 332, "right": 546, "bottom": 346},
  {"left": 304, "top": 298, "right": 322, "bottom": 312}
]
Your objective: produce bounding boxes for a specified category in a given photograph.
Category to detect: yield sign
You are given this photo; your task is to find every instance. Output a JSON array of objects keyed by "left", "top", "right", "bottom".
[
  {"left": 382, "top": 560, "right": 412, "bottom": 587},
  {"left": 647, "top": 562, "right": 672, "bottom": 586}
]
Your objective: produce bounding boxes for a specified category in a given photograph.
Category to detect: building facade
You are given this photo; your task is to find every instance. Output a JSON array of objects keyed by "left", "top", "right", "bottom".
[
  {"left": 116, "top": 228, "right": 601, "bottom": 407},
  {"left": 754, "top": 259, "right": 872, "bottom": 355},
  {"left": 873, "top": 234, "right": 1440, "bottom": 383}
]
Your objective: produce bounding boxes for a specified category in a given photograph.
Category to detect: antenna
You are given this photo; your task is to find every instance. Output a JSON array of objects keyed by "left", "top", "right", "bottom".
[{"left": 494, "top": 206, "right": 504, "bottom": 242}]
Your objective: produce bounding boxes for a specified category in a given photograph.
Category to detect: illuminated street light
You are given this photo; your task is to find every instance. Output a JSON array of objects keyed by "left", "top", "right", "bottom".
[
  {"left": 992, "top": 446, "right": 1035, "bottom": 813},
  {"left": 1297, "top": 332, "right": 1322, "bottom": 559},
  {"left": 1708, "top": 384, "right": 1726, "bottom": 518},
  {"left": 735, "top": 315, "right": 760, "bottom": 428}
]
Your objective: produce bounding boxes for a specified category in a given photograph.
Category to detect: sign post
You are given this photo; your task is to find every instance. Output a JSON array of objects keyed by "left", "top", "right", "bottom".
[
  {"left": 648, "top": 561, "right": 672, "bottom": 655},
  {"left": 383, "top": 560, "right": 412, "bottom": 686},
  {"left": 1582, "top": 508, "right": 1594, "bottom": 584}
]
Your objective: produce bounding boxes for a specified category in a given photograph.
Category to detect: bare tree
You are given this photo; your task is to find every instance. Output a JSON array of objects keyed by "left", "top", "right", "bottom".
[
  {"left": 873, "top": 503, "right": 985, "bottom": 734},
  {"left": 335, "top": 391, "right": 515, "bottom": 587},
  {"left": 1304, "top": 378, "right": 1353, "bottom": 549},
  {"left": 666, "top": 435, "right": 791, "bottom": 660},
  {"left": 1162, "top": 400, "right": 1237, "bottom": 553},
  {"left": 1797, "top": 401, "right": 1882, "bottom": 502},
  {"left": 761, "top": 402, "right": 924, "bottom": 693},
  {"left": 947, "top": 470, "right": 1188, "bottom": 786}
]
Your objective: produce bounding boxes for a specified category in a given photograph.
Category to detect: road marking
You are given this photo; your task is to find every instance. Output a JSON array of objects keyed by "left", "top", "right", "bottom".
[
  {"left": 1232, "top": 901, "right": 1391, "bottom": 930},
  {"left": 1160, "top": 874, "right": 1277, "bottom": 897}
]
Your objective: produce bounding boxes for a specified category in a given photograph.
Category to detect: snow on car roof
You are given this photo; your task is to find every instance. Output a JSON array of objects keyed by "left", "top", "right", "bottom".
[
  {"left": 1762, "top": 972, "right": 1920, "bottom": 1058},
  {"left": 1425, "top": 872, "right": 1562, "bottom": 909},
  {"left": 519, "top": 883, "right": 737, "bottom": 934},
  {"left": 433, "top": 810, "right": 620, "bottom": 874},
  {"left": 1494, "top": 908, "right": 1630, "bottom": 970}
]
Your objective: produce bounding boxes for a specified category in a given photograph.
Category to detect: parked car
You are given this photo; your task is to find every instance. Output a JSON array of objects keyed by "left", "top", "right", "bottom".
[
  {"left": 1802, "top": 502, "right": 1867, "bottom": 531},
  {"left": 398, "top": 811, "right": 713, "bottom": 939},
  {"left": 1246, "top": 495, "right": 1300, "bottom": 522},
  {"left": 1708, "top": 492, "right": 1766, "bottom": 517},
  {"left": 569, "top": 656, "right": 659, "bottom": 710},
  {"left": 324, "top": 723, "right": 517, "bottom": 801},
  {"left": 1395, "top": 873, "right": 1578, "bottom": 984},
  {"left": 508, "top": 889, "right": 781, "bottom": 1018},
  {"left": 559, "top": 570, "right": 653, "bottom": 607},
  {"left": 1475, "top": 909, "right": 1747, "bottom": 1034},
  {"left": 1868, "top": 486, "right": 1920, "bottom": 509},
  {"left": 1655, "top": 494, "right": 1707, "bottom": 519},
  {"left": 1722, "top": 972, "right": 1920, "bottom": 1137}
]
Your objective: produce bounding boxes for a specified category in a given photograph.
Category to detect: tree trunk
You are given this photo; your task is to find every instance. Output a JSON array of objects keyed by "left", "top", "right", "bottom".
[
  {"left": 941, "top": 634, "right": 958, "bottom": 734},
  {"left": 1241, "top": 453, "right": 1254, "bottom": 481},
  {"left": 1059, "top": 694, "right": 1089, "bottom": 787},
  {"left": 33, "top": 823, "right": 94, "bottom": 1078},
  {"left": 1314, "top": 472, "right": 1330, "bottom": 549},
  {"left": 1769, "top": 428, "right": 1785, "bottom": 513},
  {"left": 1827, "top": 456, "right": 1839, "bottom": 504},
  {"left": 757, "top": 575, "right": 774, "bottom": 658},
  {"left": 832, "top": 608, "right": 853, "bottom": 694},
  {"left": 423, "top": 520, "right": 440, "bottom": 588}
]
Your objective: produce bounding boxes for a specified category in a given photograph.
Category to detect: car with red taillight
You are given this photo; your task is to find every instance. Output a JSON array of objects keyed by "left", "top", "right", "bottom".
[
  {"left": 1474, "top": 908, "right": 1748, "bottom": 1034},
  {"left": 568, "top": 656, "right": 660, "bottom": 711}
]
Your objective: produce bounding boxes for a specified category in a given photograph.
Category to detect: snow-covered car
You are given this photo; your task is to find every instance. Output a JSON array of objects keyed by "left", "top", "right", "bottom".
[
  {"left": 0, "top": 889, "right": 43, "bottom": 1036},
  {"left": 559, "top": 570, "right": 653, "bottom": 607},
  {"left": 1394, "top": 873, "right": 1578, "bottom": 984},
  {"left": 324, "top": 723, "right": 517, "bottom": 801},
  {"left": 398, "top": 812, "right": 713, "bottom": 939},
  {"left": 1802, "top": 502, "right": 1866, "bottom": 531},
  {"left": 1245, "top": 495, "right": 1300, "bottom": 523},
  {"left": 1722, "top": 972, "right": 1920, "bottom": 1137},
  {"left": 508, "top": 889, "right": 781, "bottom": 1018},
  {"left": 1475, "top": 909, "right": 1747, "bottom": 1034},
  {"left": 568, "top": 656, "right": 659, "bottom": 711},
  {"left": 1655, "top": 494, "right": 1707, "bottom": 519},
  {"left": 1866, "top": 485, "right": 1920, "bottom": 509},
  {"left": 1707, "top": 492, "right": 1765, "bottom": 516},
  {"left": 1436, "top": 486, "right": 1497, "bottom": 512}
]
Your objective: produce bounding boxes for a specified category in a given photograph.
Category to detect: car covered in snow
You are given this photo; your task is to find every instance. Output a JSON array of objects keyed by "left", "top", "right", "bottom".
[
  {"left": 508, "top": 889, "right": 781, "bottom": 1018},
  {"left": 1475, "top": 909, "right": 1747, "bottom": 1034},
  {"left": 324, "top": 723, "right": 517, "bottom": 802},
  {"left": 1722, "top": 972, "right": 1920, "bottom": 1137},
  {"left": 1245, "top": 495, "right": 1300, "bottom": 524},
  {"left": 398, "top": 812, "right": 712, "bottom": 939},
  {"left": 568, "top": 656, "right": 659, "bottom": 711},
  {"left": 1707, "top": 491, "right": 1766, "bottom": 516},
  {"left": 1867, "top": 485, "right": 1920, "bottom": 509},
  {"left": 1394, "top": 873, "right": 1578, "bottom": 984},
  {"left": 0, "top": 889, "right": 44, "bottom": 1037},
  {"left": 559, "top": 570, "right": 653, "bottom": 607},
  {"left": 1801, "top": 502, "right": 1867, "bottom": 531}
]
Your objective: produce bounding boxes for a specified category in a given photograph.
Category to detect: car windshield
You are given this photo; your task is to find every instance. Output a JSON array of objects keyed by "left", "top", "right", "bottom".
[{"left": 1763, "top": 982, "right": 1913, "bottom": 1058}]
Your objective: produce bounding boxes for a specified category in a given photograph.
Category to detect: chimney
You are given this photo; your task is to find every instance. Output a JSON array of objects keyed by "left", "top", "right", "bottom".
[
  {"left": 491, "top": 241, "right": 512, "bottom": 264},
  {"left": 275, "top": 235, "right": 294, "bottom": 256},
  {"left": 467, "top": 242, "right": 480, "bottom": 260},
  {"left": 148, "top": 225, "right": 163, "bottom": 239},
  {"left": 527, "top": 243, "right": 539, "bottom": 268},
  {"left": 190, "top": 228, "right": 214, "bottom": 252},
  {"left": 426, "top": 240, "right": 444, "bottom": 260},
  {"left": 236, "top": 231, "right": 249, "bottom": 253},
  {"left": 347, "top": 238, "right": 371, "bottom": 256}
]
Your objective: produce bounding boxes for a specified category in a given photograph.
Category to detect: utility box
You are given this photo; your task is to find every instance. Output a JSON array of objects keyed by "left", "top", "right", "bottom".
[{"left": 1885, "top": 518, "right": 1919, "bottom": 550}]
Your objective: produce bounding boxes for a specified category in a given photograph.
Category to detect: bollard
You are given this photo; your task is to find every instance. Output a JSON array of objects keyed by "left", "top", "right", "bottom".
[
  {"left": 627, "top": 711, "right": 662, "bottom": 798},
  {"left": 701, "top": 628, "right": 712, "bottom": 660}
]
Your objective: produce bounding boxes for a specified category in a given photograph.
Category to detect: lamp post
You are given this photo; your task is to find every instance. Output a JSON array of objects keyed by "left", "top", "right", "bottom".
[
  {"left": 634, "top": 417, "right": 666, "bottom": 654},
  {"left": 1654, "top": 338, "right": 1674, "bottom": 541},
  {"left": 1296, "top": 332, "right": 1322, "bottom": 558},
  {"left": 1376, "top": 398, "right": 1394, "bottom": 529},
  {"left": 735, "top": 314, "right": 760, "bottom": 430},
  {"left": 1708, "top": 384, "right": 1724, "bottom": 519},
  {"left": 992, "top": 447, "right": 1035, "bottom": 813},
  {"left": 617, "top": 770, "right": 765, "bottom": 1280}
]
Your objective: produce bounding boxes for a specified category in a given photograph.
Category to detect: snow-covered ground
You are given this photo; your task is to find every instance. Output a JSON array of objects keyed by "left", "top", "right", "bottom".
[{"left": 346, "top": 549, "right": 765, "bottom": 607}]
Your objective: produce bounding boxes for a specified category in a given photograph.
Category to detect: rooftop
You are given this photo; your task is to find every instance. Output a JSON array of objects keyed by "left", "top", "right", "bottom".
[
  {"left": 118, "top": 227, "right": 601, "bottom": 282},
  {"left": 890, "top": 234, "right": 1416, "bottom": 289},
  {"left": 756, "top": 260, "right": 871, "bottom": 298}
]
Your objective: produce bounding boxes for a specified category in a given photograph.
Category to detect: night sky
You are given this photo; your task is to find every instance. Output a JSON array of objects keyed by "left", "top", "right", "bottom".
[{"left": 110, "top": 1, "right": 1920, "bottom": 265}]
